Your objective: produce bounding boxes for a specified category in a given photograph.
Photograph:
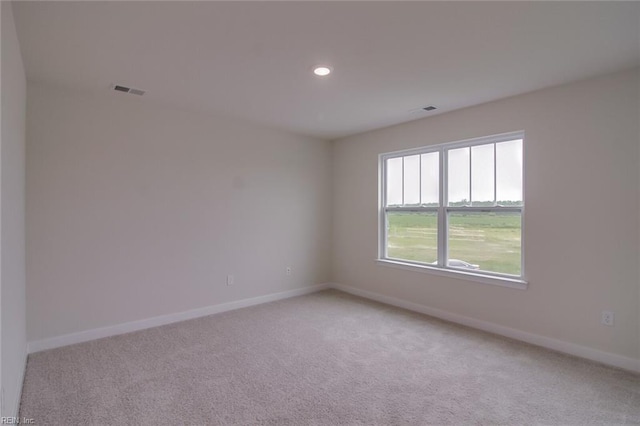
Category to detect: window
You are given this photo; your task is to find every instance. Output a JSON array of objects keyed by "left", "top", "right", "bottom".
[{"left": 379, "top": 132, "right": 524, "bottom": 283}]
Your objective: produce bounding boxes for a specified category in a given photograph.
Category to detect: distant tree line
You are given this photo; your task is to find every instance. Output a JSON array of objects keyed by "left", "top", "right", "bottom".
[
  {"left": 389, "top": 200, "right": 523, "bottom": 208},
  {"left": 448, "top": 199, "right": 522, "bottom": 207}
]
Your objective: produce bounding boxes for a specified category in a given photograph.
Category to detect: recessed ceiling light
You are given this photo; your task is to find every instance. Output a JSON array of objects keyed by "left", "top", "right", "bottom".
[{"left": 313, "top": 66, "right": 332, "bottom": 77}]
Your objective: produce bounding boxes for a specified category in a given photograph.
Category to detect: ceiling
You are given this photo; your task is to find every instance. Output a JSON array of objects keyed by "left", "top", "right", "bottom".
[{"left": 12, "top": 1, "right": 640, "bottom": 140}]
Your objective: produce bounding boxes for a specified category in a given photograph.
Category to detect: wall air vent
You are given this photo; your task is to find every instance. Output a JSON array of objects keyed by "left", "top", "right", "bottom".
[{"left": 112, "top": 84, "right": 145, "bottom": 96}]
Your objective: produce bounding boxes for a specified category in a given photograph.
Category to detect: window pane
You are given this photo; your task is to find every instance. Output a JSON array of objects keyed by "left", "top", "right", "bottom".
[
  {"left": 448, "top": 211, "right": 521, "bottom": 275},
  {"left": 403, "top": 155, "right": 420, "bottom": 205},
  {"left": 471, "top": 144, "right": 495, "bottom": 206},
  {"left": 386, "top": 157, "right": 403, "bottom": 206},
  {"left": 420, "top": 152, "right": 439, "bottom": 206},
  {"left": 387, "top": 211, "right": 437, "bottom": 264},
  {"left": 448, "top": 147, "right": 470, "bottom": 206},
  {"left": 496, "top": 139, "right": 523, "bottom": 206}
]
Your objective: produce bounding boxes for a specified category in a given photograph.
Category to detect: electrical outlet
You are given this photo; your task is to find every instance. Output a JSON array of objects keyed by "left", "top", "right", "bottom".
[
  {"left": 286, "top": 266, "right": 292, "bottom": 276},
  {"left": 601, "top": 310, "right": 614, "bottom": 326},
  {"left": 226, "top": 274, "right": 234, "bottom": 286}
]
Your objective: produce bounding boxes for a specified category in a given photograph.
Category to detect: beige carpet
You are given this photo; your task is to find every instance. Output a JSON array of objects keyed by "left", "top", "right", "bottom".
[{"left": 20, "top": 289, "right": 640, "bottom": 425}]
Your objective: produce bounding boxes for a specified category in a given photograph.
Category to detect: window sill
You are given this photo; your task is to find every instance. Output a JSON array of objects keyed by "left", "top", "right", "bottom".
[{"left": 375, "top": 259, "right": 528, "bottom": 290}]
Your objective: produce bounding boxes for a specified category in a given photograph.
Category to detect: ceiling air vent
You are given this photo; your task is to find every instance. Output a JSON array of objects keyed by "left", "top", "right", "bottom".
[
  {"left": 409, "top": 105, "right": 438, "bottom": 114},
  {"left": 112, "top": 84, "right": 145, "bottom": 96}
]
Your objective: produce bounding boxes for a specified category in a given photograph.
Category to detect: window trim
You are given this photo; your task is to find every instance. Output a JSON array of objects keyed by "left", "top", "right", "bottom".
[
  {"left": 378, "top": 131, "right": 526, "bottom": 288},
  {"left": 375, "top": 259, "right": 527, "bottom": 290}
]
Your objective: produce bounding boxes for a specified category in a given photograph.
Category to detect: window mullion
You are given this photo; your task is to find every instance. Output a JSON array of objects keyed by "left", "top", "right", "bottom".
[
  {"left": 493, "top": 143, "right": 497, "bottom": 205},
  {"left": 439, "top": 148, "right": 447, "bottom": 268},
  {"left": 401, "top": 157, "right": 405, "bottom": 206},
  {"left": 419, "top": 154, "right": 422, "bottom": 205},
  {"left": 468, "top": 147, "right": 472, "bottom": 206},
  {"left": 380, "top": 158, "right": 388, "bottom": 259}
]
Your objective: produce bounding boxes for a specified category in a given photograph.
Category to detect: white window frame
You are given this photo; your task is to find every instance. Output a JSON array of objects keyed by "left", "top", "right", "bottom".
[{"left": 377, "top": 131, "right": 527, "bottom": 290}]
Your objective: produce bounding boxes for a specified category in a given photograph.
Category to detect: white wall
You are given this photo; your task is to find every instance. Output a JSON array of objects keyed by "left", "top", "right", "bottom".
[
  {"left": 19, "top": 40, "right": 640, "bottom": 373},
  {"left": 1, "top": 1, "right": 27, "bottom": 418},
  {"left": 332, "top": 68, "right": 640, "bottom": 362},
  {"left": 26, "top": 84, "right": 332, "bottom": 342}
]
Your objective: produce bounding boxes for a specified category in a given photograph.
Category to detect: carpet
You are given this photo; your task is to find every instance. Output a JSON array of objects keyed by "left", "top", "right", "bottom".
[{"left": 19, "top": 289, "right": 640, "bottom": 425}]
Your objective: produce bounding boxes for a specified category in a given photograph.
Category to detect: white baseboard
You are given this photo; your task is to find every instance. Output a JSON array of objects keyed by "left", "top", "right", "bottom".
[
  {"left": 4, "top": 344, "right": 27, "bottom": 418},
  {"left": 330, "top": 283, "right": 640, "bottom": 373},
  {"left": 26, "top": 282, "right": 640, "bottom": 373},
  {"left": 28, "top": 284, "right": 329, "bottom": 354}
]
